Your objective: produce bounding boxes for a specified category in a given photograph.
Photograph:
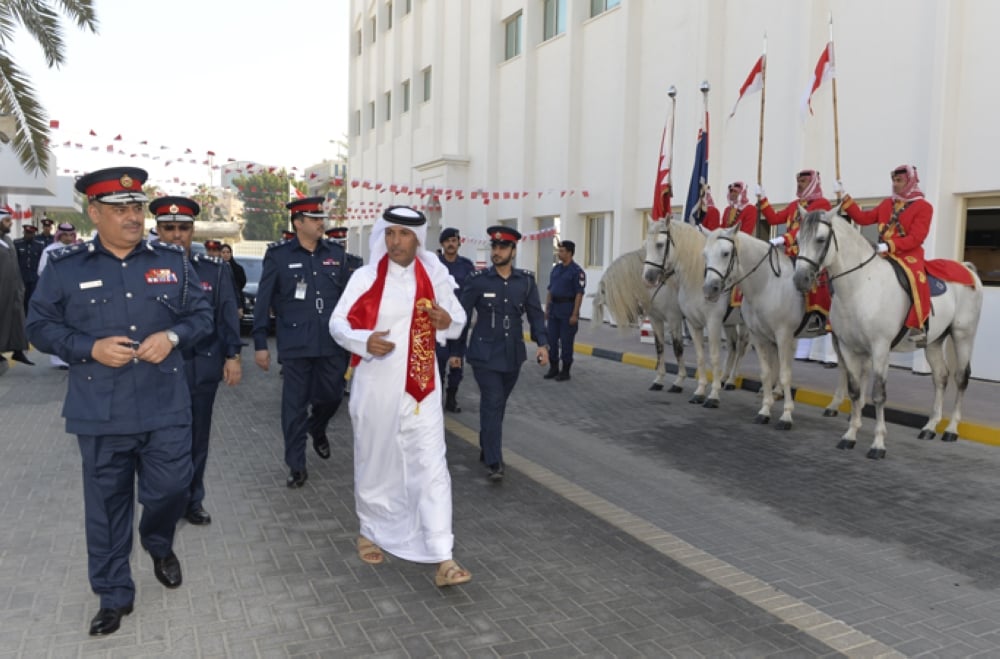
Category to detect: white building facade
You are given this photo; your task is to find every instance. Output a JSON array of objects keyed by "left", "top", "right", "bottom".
[{"left": 348, "top": 0, "right": 1000, "bottom": 381}]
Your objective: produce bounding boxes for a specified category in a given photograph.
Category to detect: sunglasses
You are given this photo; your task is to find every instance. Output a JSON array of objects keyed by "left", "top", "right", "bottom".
[{"left": 158, "top": 223, "right": 193, "bottom": 232}]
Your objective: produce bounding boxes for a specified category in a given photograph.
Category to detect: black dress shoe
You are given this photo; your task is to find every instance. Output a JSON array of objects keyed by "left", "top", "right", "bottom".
[
  {"left": 185, "top": 507, "right": 212, "bottom": 525},
  {"left": 311, "top": 433, "right": 331, "bottom": 460},
  {"left": 11, "top": 350, "right": 34, "bottom": 366},
  {"left": 152, "top": 551, "right": 182, "bottom": 588},
  {"left": 286, "top": 469, "right": 308, "bottom": 488},
  {"left": 89, "top": 603, "right": 133, "bottom": 636},
  {"left": 487, "top": 463, "right": 505, "bottom": 482}
]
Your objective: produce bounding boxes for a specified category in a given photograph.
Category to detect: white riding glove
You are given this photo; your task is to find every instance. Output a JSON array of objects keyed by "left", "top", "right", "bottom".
[
  {"left": 833, "top": 180, "right": 845, "bottom": 195},
  {"left": 769, "top": 236, "right": 785, "bottom": 247},
  {"left": 755, "top": 184, "right": 766, "bottom": 198},
  {"left": 876, "top": 242, "right": 889, "bottom": 254}
]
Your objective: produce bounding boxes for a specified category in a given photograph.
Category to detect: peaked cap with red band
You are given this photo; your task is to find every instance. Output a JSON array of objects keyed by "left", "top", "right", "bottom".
[
  {"left": 286, "top": 196, "right": 326, "bottom": 219},
  {"left": 204, "top": 239, "right": 223, "bottom": 251},
  {"left": 326, "top": 226, "right": 348, "bottom": 239},
  {"left": 149, "top": 195, "right": 200, "bottom": 222},
  {"left": 487, "top": 225, "right": 522, "bottom": 245},
  {"left": 75, "top": 166, "right": 149, "bottom": 204}
]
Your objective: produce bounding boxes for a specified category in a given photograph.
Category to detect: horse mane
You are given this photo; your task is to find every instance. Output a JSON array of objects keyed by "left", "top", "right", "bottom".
[
  {"left": 593, "top": 249, "right": 651, "bottom": 328},
  {"left": 666, "top": 219, "right": 707, "bottom": 287}
]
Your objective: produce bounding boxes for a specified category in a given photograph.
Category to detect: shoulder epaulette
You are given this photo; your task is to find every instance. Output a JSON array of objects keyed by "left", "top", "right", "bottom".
[
  {"left": 194, "top": 253, "right": 222, "bottom": 265},
  {"left": 467, "top": 268, "right": 486, "bottom": 279},
  {"left": 266, "top": 239, "right": 291, "bottom": 250},
  {"left": 519, "top": 268, "right": 536, "bottom": 278},
  {"left": 149, "top": 241, "right": 184, "bottom": 254},
  {"left": 48, "top": 242, "right": 88, "bottom": 262}
]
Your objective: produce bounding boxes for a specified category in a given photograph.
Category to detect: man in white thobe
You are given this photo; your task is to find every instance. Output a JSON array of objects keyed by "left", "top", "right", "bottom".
[{"left": 330, "top": 206, "right": 471, "bottom": 587}]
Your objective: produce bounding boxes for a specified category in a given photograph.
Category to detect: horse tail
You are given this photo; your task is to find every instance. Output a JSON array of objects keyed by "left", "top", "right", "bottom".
[
  {"left": 598, "top": 250, "right": 650, "bottom": 330},
  {"left": 962, "top": 261, "right": 979, "bottom": 274}
]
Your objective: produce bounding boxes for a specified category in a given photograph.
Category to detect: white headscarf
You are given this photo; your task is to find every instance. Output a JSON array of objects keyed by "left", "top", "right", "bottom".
[{"left": 368, "top": 209, "right": 452, "bottom": 286}]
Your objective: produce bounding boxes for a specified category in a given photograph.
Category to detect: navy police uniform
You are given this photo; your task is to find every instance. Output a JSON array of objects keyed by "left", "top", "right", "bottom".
[
  {"left": 14, "top": 228, "right": 44, "bottom": 313},
  {"left": 460, "top": 226, "right": 548, "bottom": 478},
  {"left": 546, "top": 241, "right": 586, "bottom": 379},
  {"left": 436, "top": 227, "right": 476, "bottom": 411},
  {"left": 38, "top": 218, "right": 55, "bottom": 246},
  {"left": 253, "top": 197, "right": 351, "bottom": 485},
  {"left": 151, "top": 197, "right": 243, "bottom": 525},
  {"left": 25, "top": 166, "right": 213, "bottom": 632}
]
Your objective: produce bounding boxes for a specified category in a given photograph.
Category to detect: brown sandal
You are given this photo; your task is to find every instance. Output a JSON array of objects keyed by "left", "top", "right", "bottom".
[
  {"left": 435, "top": 560, "right": 471, "bottom": 587},
  {"left": 357, "top": 537, "right": 384, "bottom": 565}
]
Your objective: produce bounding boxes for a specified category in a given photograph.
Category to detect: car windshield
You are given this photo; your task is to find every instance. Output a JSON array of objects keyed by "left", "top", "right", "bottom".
[{"left": 240, "top": 256, "right": 264, "bottom": 284}]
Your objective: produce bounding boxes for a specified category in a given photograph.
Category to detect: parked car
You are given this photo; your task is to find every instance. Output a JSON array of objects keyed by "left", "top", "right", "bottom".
[{"left": 239, "top": 255, "right": 274, "bottom": 335}]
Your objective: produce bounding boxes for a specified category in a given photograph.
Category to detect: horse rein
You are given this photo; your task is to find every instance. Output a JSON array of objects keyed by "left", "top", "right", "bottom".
[
  {"left": 796, "top": 216, "right": 878, "bottom": 283},
  {"left": 705, "top": 235, "right": 783, "bottom": 294}
]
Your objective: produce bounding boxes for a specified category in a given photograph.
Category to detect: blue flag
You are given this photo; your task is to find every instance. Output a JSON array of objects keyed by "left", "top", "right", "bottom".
[{"left": 683, "top": 111, "right": 709, "bottom": 224}]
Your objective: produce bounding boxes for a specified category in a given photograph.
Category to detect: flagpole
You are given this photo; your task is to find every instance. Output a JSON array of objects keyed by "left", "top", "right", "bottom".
[
  {"left": 667, "top": 84, "right": 677, "bottom": 215},
  {"left": 829, "top": 13, "right": 842, "bottom": 202},
  {"left": 757, "top": 34, "right": 767, "bottom": 230},
  {"left": 700, "top": 79, "right": 710, "bottom": 216}
]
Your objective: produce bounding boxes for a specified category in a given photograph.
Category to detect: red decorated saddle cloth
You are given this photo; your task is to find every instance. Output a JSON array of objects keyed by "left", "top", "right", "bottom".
[{"left": 925, "top": 259, "right": 977, "bottom": 288}]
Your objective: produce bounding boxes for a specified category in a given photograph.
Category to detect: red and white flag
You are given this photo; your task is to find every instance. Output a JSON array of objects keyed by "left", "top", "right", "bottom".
[
  {"left": 801, "top": 42, "right": 835, "bottom": 117},
  {"left": 729, "top": 55, "right": 765, "bottom": 118},
  {"left": 650, "top": 108, "right": 674, "bottom": 221}
]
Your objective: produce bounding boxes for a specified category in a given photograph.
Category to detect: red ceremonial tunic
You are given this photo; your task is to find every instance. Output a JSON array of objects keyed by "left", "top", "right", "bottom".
[
  {"left": 760, "top": 196, "right": 833, "bottom": 317},
  {"left": 842, "top": 196, "right": 932, "bottom": 329},
  {"left": 702, "top": 204, "right": 757, "bottom": 306}
]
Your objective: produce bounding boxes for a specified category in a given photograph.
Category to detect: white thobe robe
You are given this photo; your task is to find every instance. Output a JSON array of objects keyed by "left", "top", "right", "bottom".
[{"left": 330, "top": 259, "right": 466, "bottom": 563}]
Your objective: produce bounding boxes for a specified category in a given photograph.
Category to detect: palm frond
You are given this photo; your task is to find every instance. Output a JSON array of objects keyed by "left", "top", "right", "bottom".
[
  {"left": 0, "top": 6, "right": 17, "bottom": 47},
  {"left": 9, "top": 1, "right": 65, "bottom": 67},
  {"left": 53, "top": 0, "right": 98, "bottom": 31},
  {"left": 0, "top": 51, "right": 50, "bottom": 174}
]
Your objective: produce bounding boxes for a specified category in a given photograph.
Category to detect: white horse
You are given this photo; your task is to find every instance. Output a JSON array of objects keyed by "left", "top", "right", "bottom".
[
  {"left": 642, "top": 219, "right": 751, "bottom": 407},
  {"left": 702, "top": 226, "right": 847, "bottom": 429},
  {"left": 793, "top": 207, "right": 983, "bottom": 458},
  {"left": 592, "top": 249, "right": 688, "bottom": 392}
]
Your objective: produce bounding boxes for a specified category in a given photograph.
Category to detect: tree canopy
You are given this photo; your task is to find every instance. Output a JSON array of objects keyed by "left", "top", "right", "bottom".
[{"left": 234, "top": 170, "right": 304, "bottom": 241}]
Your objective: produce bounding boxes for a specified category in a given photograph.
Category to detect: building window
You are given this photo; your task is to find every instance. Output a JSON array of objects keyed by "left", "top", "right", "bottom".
[
  {"left": 386, "top": 1, "right": 393, "bottom": 29},
  {"left": 965, "top": 202, "right": 1000, "bottom": 287},
  {"left": 355, "top": 29, "right": 362, "bottom": 56},
  {"left": 384, "top": 91, "right": 392, "bottom": 121},
  {"left": 370, "top": 16, "right": 377, "bottom": 43},
  {"left": 422, "top": 67, "right": 432, "bottom": 102},
  {"left": 504, "top": 11, "right": 522, "bottom": 60},
  {"left": 590, "top": 0, "right": 620, "bottom": 17},
  {"left": 367, "top": 101, "right": 375, "bottom": 130},
  {"left": 543, "top": 0, "right": 566, "bottom": 40},
  {"left": 586, "top": 214, "right": 608, "bottom": 267},
  {"left": 402, "top": 79, "right": 411, "bottom": 113},
  {"left": 352, "top": 110, "right": 361, "bottom": 136}
]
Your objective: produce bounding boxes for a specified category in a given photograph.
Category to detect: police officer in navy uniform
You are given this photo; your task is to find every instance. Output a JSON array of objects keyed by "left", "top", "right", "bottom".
[
  {"left": 436, "top": 227, "right": 475, "bottom": 412},
  {"left": 26, "top": 167, "right": 214, "bottom": 636},
  {"left": 253, "top": 197, "right": 351, "bottom": 488},
  {"left": 14, "top": 224, "right": 44, "bottom": 315},
  {"left": 38, "top": 217, "right": 55, "bottom": 246},
  {"left": 326, "top": 225, "right": 364, "bottom": 274},
  {"left": 544, "top": 240, "right": 586, "bottom": 381},
  {"left": 151, "top": 197, "right": 243, "bottom": 526},
  {"left": 460, "top": 226, "right": 549, "bottom": 481}
]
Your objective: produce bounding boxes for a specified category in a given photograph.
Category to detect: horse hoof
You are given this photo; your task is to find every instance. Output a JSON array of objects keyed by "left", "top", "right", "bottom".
[
  {"left": 649, "top": 383, "right": 664, "bottom": 391},
  {"left": 866, "top": 448, "right": 887, "bottom": 460},
  {"left": 775, "top": 420, "right": 792, "bottom": 431},
  {"left": 753, "top": 414, "right": 769, "bottom": 425},
  {"left": 940, "top": 432, "right": 959, "bottom": 443},
  {"left": 916, "top": 429, "right": 935, "bottom": 440},
  {"left": 668, "top": 385, "right": 683, "bottom": 394},
  {"left": 822, "top": 409, "right": 839, "bottom": 418},
  {"left": 723, "top": 383, "right": 736, "bottom": 391},
  {"left": 688, "top": 395, "right": 706, "bottom": 405},
  {"left": 702, "top": 398, "right": 719, "bottom": 409},
  {"left": 836, "top": 439, "right": 855, "bottom": 450}
]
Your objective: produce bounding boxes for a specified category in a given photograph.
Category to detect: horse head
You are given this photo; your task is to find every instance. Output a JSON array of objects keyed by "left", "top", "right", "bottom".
[
  {"left": 702, "top": 225, "right": 739, "bottom": 302},
  {"left": 793, "top": 206, "right": 841, "bottom": 293},
  {"left": 642, "top": 218, "right": 673, "bottom": 288}
]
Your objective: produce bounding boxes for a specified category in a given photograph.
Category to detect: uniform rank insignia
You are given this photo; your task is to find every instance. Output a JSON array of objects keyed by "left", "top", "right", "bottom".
[
  {"left": 145, "top": 268, "right": 178, "bottom": 284},
  {"left": 322, "top": 258, "right": 340, "bottom": 266},
  {"left": 201, "top": 281, "right": 213, "bottom": 291}
]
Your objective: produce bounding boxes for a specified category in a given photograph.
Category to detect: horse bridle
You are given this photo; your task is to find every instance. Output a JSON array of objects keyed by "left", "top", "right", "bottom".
[
  {"left": 644, "top": 227, "right": 676, "bottom": 285},
  {"left": 704, "top": 235, "right": 783, "bottom": 294},
  {"left": 796, "top": 216, "right": 878, "bottom": 283}
]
